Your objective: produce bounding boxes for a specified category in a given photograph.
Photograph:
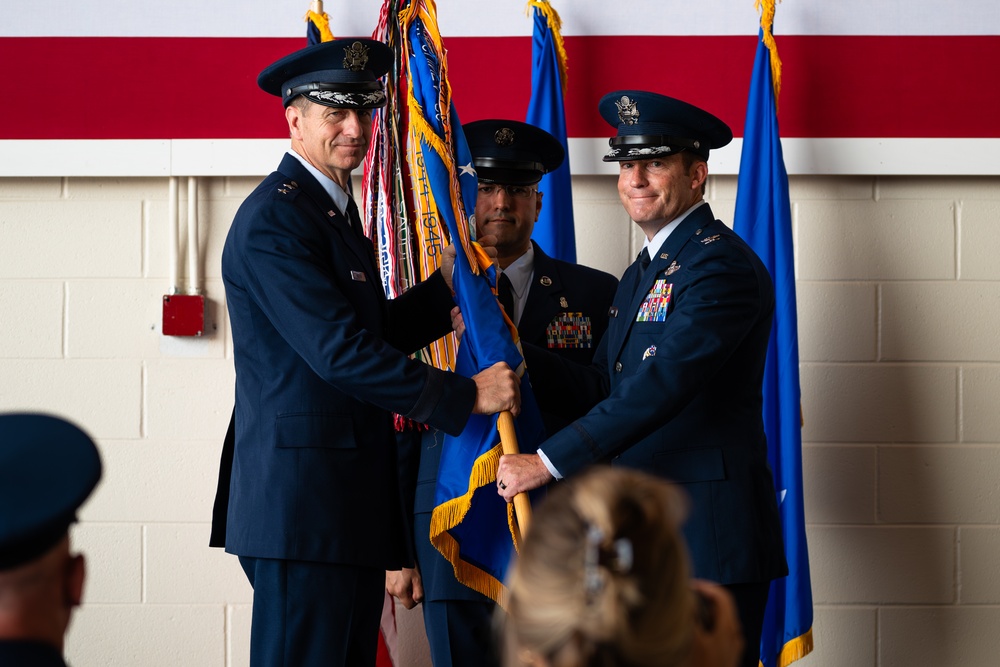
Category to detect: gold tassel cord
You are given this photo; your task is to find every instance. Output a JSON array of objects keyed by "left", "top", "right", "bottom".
[
  {"left": 304, "top": 9, "right": 335, "bottom": 42},
  {"left": 755, "top": 0, "right": 782, "bottom": 107},
  {"left": 526, "top": 0, "right": 569, "bottom": 97}
]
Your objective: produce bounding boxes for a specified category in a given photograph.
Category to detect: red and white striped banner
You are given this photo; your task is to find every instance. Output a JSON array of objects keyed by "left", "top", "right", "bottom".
[{"left": 3, "top": 0, "right": 999, "bottom": 175}]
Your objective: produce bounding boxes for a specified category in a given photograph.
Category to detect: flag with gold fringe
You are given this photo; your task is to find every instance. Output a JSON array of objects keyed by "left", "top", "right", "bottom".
[
  {"left": 524, "top": 0, "right": 576, "bottom": 263},
  {"left": 304, "top": 0, "right": 333, "bottom": 45},
  {"left": 372, "top": 0, "right": 545, "bottom": 606},
  {"left": 733, "top": 2, "right": 814, "bottom": 666}
]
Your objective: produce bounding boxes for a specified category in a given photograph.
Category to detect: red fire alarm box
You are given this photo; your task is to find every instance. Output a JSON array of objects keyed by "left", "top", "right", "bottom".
[{"left": 162, "top": 294, "right": 205, "bottom": 336}]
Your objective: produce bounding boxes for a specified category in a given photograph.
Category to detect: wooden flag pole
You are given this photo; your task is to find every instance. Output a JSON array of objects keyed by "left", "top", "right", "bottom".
[{"left": 497, "top": 410, "right": 532, "bottom": 537}]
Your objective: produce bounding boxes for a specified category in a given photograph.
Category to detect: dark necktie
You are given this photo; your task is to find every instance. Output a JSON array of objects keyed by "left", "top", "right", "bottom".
[
  {"left": 497, "top": 272, "right": 515, "bottom": 323},
  {"left": 638, "top": 247, "right": 652, "bottom": 275},
  {"left": 631, "top": 247, "right": 652, "bottom": 298},
  {"left": 345, "top": 197, "right": 366, "bottom": 242}
]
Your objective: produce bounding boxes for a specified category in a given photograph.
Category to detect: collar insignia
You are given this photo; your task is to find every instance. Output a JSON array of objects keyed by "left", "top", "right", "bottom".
[{"left": 665, "top": 261, "right": 680, "bottom": 276}]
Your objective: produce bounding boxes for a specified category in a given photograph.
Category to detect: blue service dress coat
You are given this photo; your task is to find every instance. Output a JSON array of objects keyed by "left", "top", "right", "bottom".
[
  {"left": 526, "top": 204, "right": 788, "bottom": 585},
  {"left": 0, "top": 641, "right": 69, "bottom": 667},
  {"left": 221, "top": 153, "right": 477, "bottom": 570},
  {"left": 414, "top": 242, "right": 619, "bottom": 602}
]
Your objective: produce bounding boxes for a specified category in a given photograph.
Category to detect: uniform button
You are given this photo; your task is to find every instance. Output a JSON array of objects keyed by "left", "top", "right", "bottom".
[{"left": 614, "top": 362, "right": 623, "bottom": 372}]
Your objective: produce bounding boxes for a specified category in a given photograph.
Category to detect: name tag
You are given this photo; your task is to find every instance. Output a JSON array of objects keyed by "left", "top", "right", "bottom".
[
  {"left": 636, "top": 280, "right": 672, "bottom": 322},
  {"left": 350, "top": 271, "right": 367, "bottom": 282}
]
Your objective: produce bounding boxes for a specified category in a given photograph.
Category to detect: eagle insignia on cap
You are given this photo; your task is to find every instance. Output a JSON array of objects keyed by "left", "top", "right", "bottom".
[
  {"left": 494, "top": 127, "right": 515, "bottom": 147},
  {"left": 615, "top": 95, "right": 640, "bottom": 126},
  {"left": 343, "top": 41, "right": 370, "bottom": 71}
]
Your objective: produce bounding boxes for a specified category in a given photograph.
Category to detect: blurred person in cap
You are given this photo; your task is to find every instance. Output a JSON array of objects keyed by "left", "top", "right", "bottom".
[
  {"left": 216, "top": 39, "right": 520, "bottom": 667},
  {"left": 0, "top": 413, "right": 102, "bottom": 667},
  {"left": 390, "top": 120, "right": 618, "bottom": 667},
  {"left": 495, "top": 91, "right": 787, "bottom": 667}
]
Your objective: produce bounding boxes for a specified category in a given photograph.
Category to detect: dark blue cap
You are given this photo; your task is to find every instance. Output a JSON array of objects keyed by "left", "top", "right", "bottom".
[
  {"left": 258, "top": 38, "right": 392, "bottom": 109},
  {"left": 0, "top": 414, "right": 102, "bottom": 570},
  {"left": 463, "top": 120, "right": 565, "bottom": 186},
  {"left": 598, "top": 90, "right": 732, "bottom": 161}
]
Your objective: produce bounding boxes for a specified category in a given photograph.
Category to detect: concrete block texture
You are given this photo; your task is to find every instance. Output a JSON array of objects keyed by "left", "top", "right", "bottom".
[
  {"left": 66, "top": 279, "right": 228, "bottom": 359},
  {"left": 80, "top": 439, "right": 222, "bottom": 523},
  {"left": 0, "top": 359, "right": 141, "bottom": 439},
  {"left": 800, "top": 364, "right": 957, "bottom": 443},
  {"left": 0, "top": 280, "right": 64, "bottom": 358},
  {"left": 145, "top": 524, "right": 252, "bottom": 604},
  {"left": 70, "top": 523, "right": 142, "bottom": 604},
  {"left": 808, "top": 526, "right": 955, "bottom": 604},
  {"left": 961, "top": 199, "right": 1000, "bottom": 280},
  {"left": 796, "top": 281, "right": 877, "bottom": 362},
  {"left": 881, "top": 281, "right": 1000, "bottom": 362},
  {"left": 959, "top": 527, "right": 1000, "bottom": 604},
  {"left": 0, "top": 200, "right": 143, "bottom": 278},
  {"left": 795, "top": 199, "right": 955, "bottom": 281},
  {"left": 144, "top": 358, "right": 234, "bottom": 440},
  {"left": 962, "top": 366, "right": 1000, "bottom": 443},
  {"left": 802, "top": 445, "right": 876, "bottom": 524},
  {"left": 65, "top": 604, "right": 224, "bottom": 667},
  {"left": 0, "top": 177, "right": 64, "bottom": 199},
  {"left": 792, "top": 607, "right": 877, "bottom": 667},
  {"left": 879, "top": 607, "right": 1000, "bottom": 667},
  {"left": 879, "top": 446, "right": 1000, "bottom": 524},
  {"left": 144, "top": 188, "right": 235, "bottom": 281},
  {"left": 4, "top": 172, "right": 1000, "bottom": 667}
]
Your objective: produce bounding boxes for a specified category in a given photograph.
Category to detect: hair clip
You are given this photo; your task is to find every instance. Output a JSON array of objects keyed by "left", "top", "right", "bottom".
[
  {"left": 584, "top": 524, "right": 635, "bottom": 600},
  {"left": 584, "top": 525, "right": 604, "bottom": 599}
]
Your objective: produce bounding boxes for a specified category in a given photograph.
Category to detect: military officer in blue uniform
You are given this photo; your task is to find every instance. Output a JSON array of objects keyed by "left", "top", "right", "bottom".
[
  {"left": 391, "top": 120, "right": 619, "bottom": 667},
  {"left": 0, "top": 413, "right": 102, "bottom": 667},
  {"left": 219, "top": 39, "right": 520, "bottom": 667},
  {"left": 496, "top": 91, "right": 788, "bottom": 667}
]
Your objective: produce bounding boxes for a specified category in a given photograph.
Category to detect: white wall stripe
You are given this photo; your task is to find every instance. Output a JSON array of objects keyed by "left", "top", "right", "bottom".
[
  {"left": 4, "top": 0, "right": 999, "bottom": 38},
  {"left": 4, "top": 138, "right": 999, "bottom": 177}
]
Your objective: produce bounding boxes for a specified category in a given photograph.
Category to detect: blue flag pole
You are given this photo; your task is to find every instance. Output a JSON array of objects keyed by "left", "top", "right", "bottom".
[
  {"left": 525, "top": 0, "right": 576, "bottom": 263},
  {"left": 732, "top": 13, "right": 814, "bottom": 667}
]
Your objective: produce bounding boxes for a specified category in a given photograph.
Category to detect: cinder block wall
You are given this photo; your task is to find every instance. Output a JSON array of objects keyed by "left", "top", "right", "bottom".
[{"left": 1, "top": 173, "right": 998, "bottom": 666}]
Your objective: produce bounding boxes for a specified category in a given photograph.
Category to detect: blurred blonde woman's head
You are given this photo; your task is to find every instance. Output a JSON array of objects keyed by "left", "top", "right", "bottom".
[{"left": 504, "top": 466, "right": 697, "bottom": 667}]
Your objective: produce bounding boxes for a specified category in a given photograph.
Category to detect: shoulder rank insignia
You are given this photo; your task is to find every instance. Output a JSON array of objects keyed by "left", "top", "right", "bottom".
[
  {"left": 665, "top": 261, "right": 680, "bottom": 276},
  {"left": 642, "top": 345, "right": 657, "bottom": 360},
  {"left": 700, "top": 234, "right": 721, "bottom": 245},
  {"left": 277, "top": 181, "right": 298, "bottom": 195}
]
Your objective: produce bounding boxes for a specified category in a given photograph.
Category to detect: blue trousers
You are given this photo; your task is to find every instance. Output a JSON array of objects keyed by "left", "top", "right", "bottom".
[{"left": 239, "top": 556, "right": 384, "bottom": 667}]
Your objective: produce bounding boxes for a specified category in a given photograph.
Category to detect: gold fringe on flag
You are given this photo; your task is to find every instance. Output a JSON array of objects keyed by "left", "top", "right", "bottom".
[
  {"left": 304, "top": 9, "right": 335, "bottom": 42},
  {"left": 427, "top": 442, "right": 519, "bottom": 609},
  {"left": 775, "top": 628, "right": 814, "bottom": 667},
  {"left": 526, "top": 0, "right": 569, "bottom": 97},
  {"left": 755, "top": 0, "right": 783, "bottom": 106}
]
